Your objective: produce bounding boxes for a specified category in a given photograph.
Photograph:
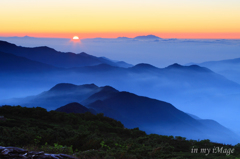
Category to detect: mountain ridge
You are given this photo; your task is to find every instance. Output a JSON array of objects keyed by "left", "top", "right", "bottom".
[
  {"left": 55, "top": 102, "right": 97, "bottom": 114},
  {"left": 0, "top": 51, "right": 60, "bottom": 74},
  {"left": 3, "top": 82, "right": 239, "bottom": 144},
  {"left": 0, "top": 40, "right": 132, "bottom": 68}
]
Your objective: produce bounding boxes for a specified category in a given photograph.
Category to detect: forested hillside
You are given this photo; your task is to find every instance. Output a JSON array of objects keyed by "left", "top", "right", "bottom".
[{"left": 0, "top": 105, "right": 239, "bottom": 159}]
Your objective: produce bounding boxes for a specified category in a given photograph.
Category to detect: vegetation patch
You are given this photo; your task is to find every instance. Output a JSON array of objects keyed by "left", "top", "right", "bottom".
[{"left": 0, "top": 105, "right": 239, "bottom": 159}]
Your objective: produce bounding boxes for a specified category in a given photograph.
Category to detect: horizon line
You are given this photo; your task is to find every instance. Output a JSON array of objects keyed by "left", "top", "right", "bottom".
[{"left": 1, "top": 32, "right": 240, "bottom": 40}]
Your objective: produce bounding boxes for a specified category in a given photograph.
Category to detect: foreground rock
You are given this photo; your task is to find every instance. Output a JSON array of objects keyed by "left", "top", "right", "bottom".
[{"left": 0, "top": 146, "right": 76, "bottom": 159}]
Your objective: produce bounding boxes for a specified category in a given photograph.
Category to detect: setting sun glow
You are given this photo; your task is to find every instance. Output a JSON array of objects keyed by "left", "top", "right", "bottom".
[
  {"left": 73, "top": 36, "right": 79, "bottom": 40},
  {"left": 1, "top": 0, "right": 240, "bottom": 39}
]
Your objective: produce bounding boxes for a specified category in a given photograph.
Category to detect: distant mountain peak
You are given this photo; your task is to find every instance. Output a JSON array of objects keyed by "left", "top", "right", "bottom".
[
  {"left": 55, "top": 102, "right": 91, "bottom": 114},
  {"left": 33, "top": 46, "right": 58, "bottom": 52},
  {"left": 185, "top": 65, "right": 212, "bottom": 72},
  {"left": 99, "top": 56, "right": 110, "bottom": 60},
  {"left": 101, "top": 85, "right": 119, "bottom": 92},
  {"left": 0, "top": 40, "right": 131, "bottom": 68},
  {"left": 0, "top": 40, "right": 17, "bottom": 47},
  {"left": 49, "top": 83, "right": 99, "bottom": 92},
  {"left": 133, "top": 63, "right": 159, "bottom": 69},
  {"left": 166, "top": 63, "right": 183, "bottom": 69},
  {"left": 23, "top": 36, "right": 33, "bottom": 38},
  {"left": 49, "top": 83, "right": 78, "bottom": 92},
  {"left": 78, "top": 52, "right": 90, "bottom": 56},
  {"left": 63, "top": 102, "right": 81, "bottom": 106},
  {"left": 166, "top": 63, "right": 212, "bottom": 72},
  {"left": 117, "top": 37, "right": 130, "bottom": 39},
  {"left": 134, "top": 35, "right": 161, "bottom": 40},
  {"left": 34, "top": 46, "right": 49, "bottom": 48},
  {"left": 84, "top": 83, "right": 99, "bottom": 89}
]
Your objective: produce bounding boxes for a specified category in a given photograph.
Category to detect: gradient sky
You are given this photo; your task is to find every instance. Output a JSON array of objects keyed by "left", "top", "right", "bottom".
[{"left": 1, "top": 0, "right": 240, "bottom": 39}]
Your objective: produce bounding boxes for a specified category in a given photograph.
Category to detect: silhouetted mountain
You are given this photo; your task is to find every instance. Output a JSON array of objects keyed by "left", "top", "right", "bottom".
[
  {"left": 199, "top": 58, "right": 240, "bottom": 84},
  {"left": 7, "top": 60, "right": 236, "bottom": 115},
  {"left": 49, "top": 83, "right": 98, "bottom": 93},
  {"left": 130, "top": 63, "right": 159, "bottom": 70},
  {"left": 129, "top": 62, "right": 212, "bottom": 74},
  {"left": 186, "top": 113, "right": 237, "bottom": 141},
  {"left": 198, "top": 119, "right": 234, "bottom": 135},
  {"left": 187, "top": 113, "right": 202, "bottom": 120},
  {"left": 81, "top": 85, "right": 119, "bottom": 106},
  {"left": 165, "top": 63, "right": 212, "bottom": 73},
  {"left": 0, "top": 40, "right": 132, "bottom": 68},
  {"left": 98, "top": 57, "right": 133, "bottom": 68},
  {"left": 59, "top": 63, "right": 240, "bottom": 135},
  {"left": 1, "top": 49, "right": 240, "bottom": 130},
  {"left": 116, "top": 37, "right": 130, "bottom": 40},
  {"left": 165, "top": 63, "right": 183, "bottom": 69},
  {"left": 86, "top": 90, "right": 240, "bottom": 144},
  {"left": 159, "top": 63, "right": 239, "bottom": 90},
  {"left": 5, "top": 83, "right": 240, "bottom": 144},
  {"left": 0, "top": 51, "right": 60, "bottom": 74},
  {"left": 1, "top": 40, "right": 240, "bottom": 138},
  {"left": 134, "top": 35, "right": 161, "bottom": 40},
  {"left": 127, "top": 63, "right": 161, "bottom": 75},
  {"left": 88, "top": 91, "right": 198, "bottom": 128},
  {"left": 8, "top": 83, "right": 117, "bottom": 110},
  {"left": 21, "top": 83, "right": 101, "bottom": 110},
  {"left": 123, "top": 63, "right": 239, "bottom": 93},
  {"left": 55, "top": 102, "right": 96, "bottom": 114}
]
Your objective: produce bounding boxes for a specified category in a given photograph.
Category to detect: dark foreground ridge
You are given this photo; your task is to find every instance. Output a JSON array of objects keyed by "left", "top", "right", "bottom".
[
  {"left": 0, "top": 146, "right": 75, "bottom": 159},
  {"left": 0, "top": 105, "right": 240, "bottom": 159}
]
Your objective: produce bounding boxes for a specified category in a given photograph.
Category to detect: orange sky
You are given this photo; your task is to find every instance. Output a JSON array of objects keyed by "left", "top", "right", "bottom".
[
  {"left": 1, "top": 0, "right": 240, "bottom": 39},
  {"left": 1, "top": 32, "right": 240, "bottom": 39}
]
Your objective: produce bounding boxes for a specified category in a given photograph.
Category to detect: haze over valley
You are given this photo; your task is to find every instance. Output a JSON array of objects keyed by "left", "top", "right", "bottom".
[
  {"left": 1, "top": 39, "right": 240, "bottom": 145},
  {"left": 1, "top": 35, "right": 240, "bottom": 68}
]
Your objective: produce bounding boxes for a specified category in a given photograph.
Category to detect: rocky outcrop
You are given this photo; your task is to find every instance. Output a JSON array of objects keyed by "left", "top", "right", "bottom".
[{"left": 0, "top": 146, "right": 76, "bottom": 159}]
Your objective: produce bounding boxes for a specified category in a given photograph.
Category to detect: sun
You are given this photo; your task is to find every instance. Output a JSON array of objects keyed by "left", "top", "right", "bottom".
[
  {"left": 70, "top": 35, "right": 81, "bottom": 44},
  {"left": 73, "top": 36, "right": 79, "bottom": 40}
]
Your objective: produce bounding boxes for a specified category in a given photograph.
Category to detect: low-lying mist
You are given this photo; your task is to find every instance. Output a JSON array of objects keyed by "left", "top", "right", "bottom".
[
  {"left": 1, "top": 38, "right": 240, "bottom": 145},
  {"left": 1, "top": 36, "right": 240, "bottom": 68},
  {"left": 1, "top": 67, "right": 240, "bottom": 136}
]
